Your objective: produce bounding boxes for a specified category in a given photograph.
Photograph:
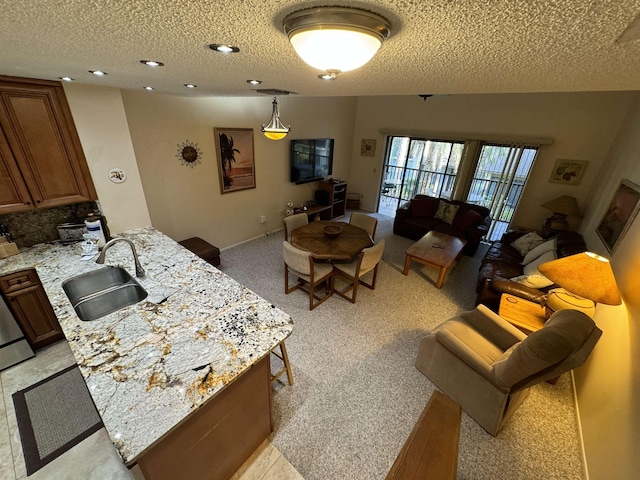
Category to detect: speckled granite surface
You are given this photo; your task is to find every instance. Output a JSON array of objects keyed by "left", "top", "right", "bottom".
[{"left": 0, "top": 227, "right": 293, "bottom": 464}]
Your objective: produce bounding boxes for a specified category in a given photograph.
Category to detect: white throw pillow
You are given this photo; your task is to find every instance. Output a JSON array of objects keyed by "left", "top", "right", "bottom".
[
  {"left": 434, "top": 200, "right": 460, "bottom": 225},
  {"left": 515, "top": 250, "right": 556, "bottom": 289},
  {"left": 510, "top": 232, "right": 544, "bottom": 256},
  {"left": 510, "top": 273, "right": 554, "bottom": 289},
  {"left": 521, "top": 238, "right": 557, "bottom": 265}
]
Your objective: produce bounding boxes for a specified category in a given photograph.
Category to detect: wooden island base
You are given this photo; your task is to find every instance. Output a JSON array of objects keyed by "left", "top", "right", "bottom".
[{"left": 137, "top": 356, "right": 272, "bottom": 480}]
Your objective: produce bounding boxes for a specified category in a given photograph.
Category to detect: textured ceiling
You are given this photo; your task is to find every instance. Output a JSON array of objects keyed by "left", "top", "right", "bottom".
[{"left": 1, "top": 0, "right": 639, "bottom": 97}]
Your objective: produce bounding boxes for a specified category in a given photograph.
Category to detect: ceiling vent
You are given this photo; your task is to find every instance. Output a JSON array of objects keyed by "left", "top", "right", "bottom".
[{"left": 255, "top": 88, "right": 296, "bottom": 95}]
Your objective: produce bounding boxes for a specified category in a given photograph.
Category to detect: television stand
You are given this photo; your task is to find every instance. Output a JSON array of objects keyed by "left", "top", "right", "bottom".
[{"left": 295, "top": 204, "right": 333, "bottom": 221}]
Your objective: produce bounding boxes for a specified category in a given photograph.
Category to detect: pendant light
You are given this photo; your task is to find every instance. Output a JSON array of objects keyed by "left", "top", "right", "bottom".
[
  {"left": 261, "top": 97, "right": 290, "bottom": 140},
  {"left": 283, "top": 6, "right": 391, "bottom": 75}
]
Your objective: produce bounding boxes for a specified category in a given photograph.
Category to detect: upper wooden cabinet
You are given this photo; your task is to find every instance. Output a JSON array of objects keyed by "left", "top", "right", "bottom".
[{"left": 0, "top": 76, "right": 97, "bottom": 214}]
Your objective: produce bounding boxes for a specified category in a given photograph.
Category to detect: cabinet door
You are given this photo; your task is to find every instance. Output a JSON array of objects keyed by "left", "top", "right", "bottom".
[
  {"left": 0, "top": 78, "right": 97, "bottom": 210},
  {"left": 0, "top": 126, "right": 33, "bottom": 213},
  {"left": 5, "top": 283, "right": 64, "bottom": 350}
]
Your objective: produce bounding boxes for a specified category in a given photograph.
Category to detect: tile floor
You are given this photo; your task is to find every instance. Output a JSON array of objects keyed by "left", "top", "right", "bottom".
[{"left": 0, "top": 341, "right": 303, "bottom": 480}]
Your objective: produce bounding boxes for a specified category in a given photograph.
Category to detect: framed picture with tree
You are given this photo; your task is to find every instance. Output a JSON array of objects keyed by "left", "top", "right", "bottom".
[{"left": 214, "top": 127, "right": 256, "bottom": 194}]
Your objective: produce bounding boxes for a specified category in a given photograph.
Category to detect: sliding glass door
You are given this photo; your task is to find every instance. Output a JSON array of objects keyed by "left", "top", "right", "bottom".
[
  {"left": 466, "top": 143, "right": 538, "bottom": 241},
  {"left": 378, "top": 137, "right": 464, "bottom": 215}
]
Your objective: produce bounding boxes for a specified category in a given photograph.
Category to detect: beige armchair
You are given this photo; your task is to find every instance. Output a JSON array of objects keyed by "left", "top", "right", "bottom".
[
  {"left": 415, "top": 305, "right": 602, "bottom": 435},
  {"left": 349, "top": 212, "right": 378, "bottom": 239},
  {"left": 332, "top": 239, "right": 385, "bottom": 303},
  {"left": 284, "top": 213, "right": 308, "bottom": 242},
  {"left": 283, "top": 241, "right": 333, "bottom": 310}
]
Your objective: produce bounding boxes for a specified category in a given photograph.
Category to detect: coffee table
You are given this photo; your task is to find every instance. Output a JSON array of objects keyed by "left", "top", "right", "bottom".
[{"left": 403, "top": 231, "right": 467, "bottom": 288}]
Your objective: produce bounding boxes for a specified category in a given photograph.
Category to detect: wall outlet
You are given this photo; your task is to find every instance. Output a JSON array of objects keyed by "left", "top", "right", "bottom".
[{"left": 260, "top": 215, "right": 266, "bottom": 224}]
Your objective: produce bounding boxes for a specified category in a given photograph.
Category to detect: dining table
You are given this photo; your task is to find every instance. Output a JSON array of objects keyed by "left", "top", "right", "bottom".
[{"left": 290, "top": 221, "right": 374, "bottom": 261}]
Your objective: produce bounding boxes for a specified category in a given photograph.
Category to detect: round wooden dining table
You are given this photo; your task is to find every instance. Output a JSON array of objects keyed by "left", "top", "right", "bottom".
[{"left": 290, "top": 221, "right": 374, "bottom": 261}]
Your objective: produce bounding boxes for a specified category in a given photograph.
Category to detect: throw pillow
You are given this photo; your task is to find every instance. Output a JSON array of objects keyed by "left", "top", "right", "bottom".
[
  {"left": 410, "top": 198, "right": 436, "bottom": 217},
  {"left": 510, "top": 232, "right": 544, "bottom": 256},
  {"left": 521, "top": 238, "right": 557, "bottom": 265},
  {"left": 434, "top": 200, "right": 460, "bottom": 225},
  {"left": 510, "top": 273, "right": 554, "bottom": 289},
  {"left": 512, "top": 250, "right": 557, "bottom": 288},
  {"left": 453, "top": 209, "right": 484, "bottom": 231}
]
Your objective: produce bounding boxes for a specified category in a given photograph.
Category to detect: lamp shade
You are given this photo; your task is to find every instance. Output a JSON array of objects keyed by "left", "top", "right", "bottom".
[
  {"left": 538, "top": 252, "right": 621, "bottom": 305},
  {"left": 540, "top": 195, "right": 582, "bottom": 217},
  {"left": 283, "top": 7, "right": 390, "bottom": 73}
]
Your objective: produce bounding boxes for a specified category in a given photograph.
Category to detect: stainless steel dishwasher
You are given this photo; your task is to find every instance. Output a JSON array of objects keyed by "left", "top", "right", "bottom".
[{"left": 0, "top": 295, "right": 34, "bottom": 370}]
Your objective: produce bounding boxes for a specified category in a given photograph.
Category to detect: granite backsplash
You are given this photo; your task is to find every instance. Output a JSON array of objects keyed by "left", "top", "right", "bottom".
[{"left": 0, "top": 202, "right": 100, "bottom": 248}]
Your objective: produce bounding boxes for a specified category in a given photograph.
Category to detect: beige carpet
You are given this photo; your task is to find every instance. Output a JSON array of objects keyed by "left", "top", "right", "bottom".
[{"left": 220, "top": 213, "right": 583, "bottom": 480}]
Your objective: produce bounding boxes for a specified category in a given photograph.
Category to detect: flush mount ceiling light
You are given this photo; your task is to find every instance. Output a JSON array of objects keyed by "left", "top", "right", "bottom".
[
  {"left": 261, "top": 97, "right": 290, "bottom": 141},
  {"left": 282, "top": 6, "right": 390, "bottom": 75}
]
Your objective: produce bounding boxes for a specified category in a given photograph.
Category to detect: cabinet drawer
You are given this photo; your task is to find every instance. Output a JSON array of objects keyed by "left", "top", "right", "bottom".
[{"left": 0, "top": 268, "right": 39, "bottom": 293}]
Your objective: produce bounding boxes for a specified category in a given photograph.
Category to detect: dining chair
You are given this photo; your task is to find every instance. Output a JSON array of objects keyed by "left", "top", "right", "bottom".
[
  {"left": 332, "top": 239, "right": 385, "bottom": 303},
  {"left": 283, "top": 241, "right": 334, "bottom": 310},
  {"left": 283, "top": 213, "right": 308, "bottom": 242},
  {"left": 349, "top": 212, "right": 378, "bottom": 240}
]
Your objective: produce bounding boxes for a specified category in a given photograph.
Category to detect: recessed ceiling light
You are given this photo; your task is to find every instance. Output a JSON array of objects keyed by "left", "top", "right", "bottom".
[
  {"left": 318, "top": 70, "right": 341, "bottom": 81},
  {"left": 247, "top": 79, "right": 262, "bottom": 85},
  {"left": 59, "top": 76, "right": 74, "bottom": 82},
  {"left": 144, "top": 86, "right": 154, "bottom": 91},
  {"left": 89, "top": 70, "right": 107, "bottom": 76},
  {"left": 208, "top": 44, "right": 240, "bottom": 53},
  {"left": 184, "top": 84, "right": 197, "bottom": 88},
  {"left": 140, "top": 60, "right": 164, "bottom": 67}
]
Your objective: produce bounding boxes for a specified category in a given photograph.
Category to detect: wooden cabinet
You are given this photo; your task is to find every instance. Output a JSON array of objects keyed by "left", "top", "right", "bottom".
[
  {"left": 0, "top": 76, "right": 97, "bottom": 214},
  {"left": 318, "top": 180, "right": 347, "bottom": 219},
  {"left": 0, "top": 268, "right": 64, "bottom": 350}
]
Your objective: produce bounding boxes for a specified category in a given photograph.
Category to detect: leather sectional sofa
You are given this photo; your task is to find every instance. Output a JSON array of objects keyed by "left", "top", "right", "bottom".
[
  {"left": 393, "top": 195, "right": 491, "bottom": 256},
  {"left": 475, "top": 229, "right": 587, "bottom": 312}
]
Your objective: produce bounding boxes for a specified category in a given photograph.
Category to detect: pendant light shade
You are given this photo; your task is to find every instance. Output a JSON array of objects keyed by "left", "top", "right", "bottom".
[
  {"left": 283, "top": 7, "right": 390, "bottom": 74},
  {"left": 261, "top": 97, "right": 290, "bottom": 141}
]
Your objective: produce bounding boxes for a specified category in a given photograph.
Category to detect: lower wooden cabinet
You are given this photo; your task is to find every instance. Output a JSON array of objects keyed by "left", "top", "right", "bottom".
[{"left": 0, "top": 268, "right": 64, "bottom": 350}]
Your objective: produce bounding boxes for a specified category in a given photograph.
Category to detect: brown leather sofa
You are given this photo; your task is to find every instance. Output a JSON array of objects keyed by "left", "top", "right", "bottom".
[
  {"left": 393, "top": 195, "right": 491, "bottom": 256},
  {"left": 475, "top": 230, "right": 587, "bottom": 311}
]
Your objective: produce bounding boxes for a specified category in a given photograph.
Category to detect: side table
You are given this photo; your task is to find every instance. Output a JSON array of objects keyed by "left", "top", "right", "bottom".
[{"left": 498, "top": 294, "right": 546, "bottom": 334}]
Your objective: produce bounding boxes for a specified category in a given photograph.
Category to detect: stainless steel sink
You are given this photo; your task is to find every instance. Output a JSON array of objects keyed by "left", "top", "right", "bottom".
[{"left": 62, "top": 266, "right": 148, "bottom": 321}]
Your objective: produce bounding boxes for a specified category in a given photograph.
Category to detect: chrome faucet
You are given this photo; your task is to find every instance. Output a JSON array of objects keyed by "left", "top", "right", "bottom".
[{"left": 96, "top": 238, "right": 146, "bottom": 277}]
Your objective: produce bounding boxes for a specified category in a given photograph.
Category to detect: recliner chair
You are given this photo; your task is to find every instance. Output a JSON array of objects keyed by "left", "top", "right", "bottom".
[{"left": 415, "top": 305, "right": 602, "bottom": 435}]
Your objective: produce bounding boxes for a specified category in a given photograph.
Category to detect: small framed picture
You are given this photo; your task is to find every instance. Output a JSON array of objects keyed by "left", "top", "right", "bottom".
[
  {"left": 214, "top": 128, "right": 256, "bottom": 194},
  {"left": 360, "top": 139, "right": 376, "bottom": 157},
  {"left": 549, "top": 159, "right": 589, "bottom": 186}
]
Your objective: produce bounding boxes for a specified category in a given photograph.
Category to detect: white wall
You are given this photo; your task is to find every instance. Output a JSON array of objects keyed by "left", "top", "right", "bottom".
[
  {"left": 572, "top": 94, "right": 640, "bottom": 480},
  {"left": 350, "top": 93, "right": 634, "bottom": 231},
  {"left": 119, "top": 92, "right": 357, "bottom": 248},
  {"left": 62, "top": 84, "right": 151, "bottom": 233}
]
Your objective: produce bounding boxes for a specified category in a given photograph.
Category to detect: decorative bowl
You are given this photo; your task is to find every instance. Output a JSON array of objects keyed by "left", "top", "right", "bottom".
[{"left": 323, "top": 225, "right": 342, "bottom": 238}]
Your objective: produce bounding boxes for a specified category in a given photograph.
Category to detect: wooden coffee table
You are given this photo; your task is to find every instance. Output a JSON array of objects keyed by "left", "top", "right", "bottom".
[{"left": 403, "top": 231, "right": 467, "bottom": 288}]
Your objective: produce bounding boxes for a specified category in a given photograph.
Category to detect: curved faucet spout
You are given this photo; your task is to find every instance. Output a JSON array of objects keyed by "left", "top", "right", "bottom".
[{"left": 95, "top": 238, "right": 146, "bottom": 277}]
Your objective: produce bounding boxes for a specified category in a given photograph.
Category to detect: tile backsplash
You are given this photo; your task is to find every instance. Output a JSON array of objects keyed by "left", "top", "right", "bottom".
[{"left": 0, "top": 202, "right": 98, "bottom": 248}]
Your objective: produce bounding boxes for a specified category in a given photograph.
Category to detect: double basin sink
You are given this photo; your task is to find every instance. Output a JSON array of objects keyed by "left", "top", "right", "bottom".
[{"left": 62, "top": 266, "right": 147, "bottom": 321}]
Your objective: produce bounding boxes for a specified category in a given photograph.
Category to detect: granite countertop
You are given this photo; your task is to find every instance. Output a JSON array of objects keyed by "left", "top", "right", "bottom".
[{"left": 0, "top": 227, "right": 293, "bottom": 464}]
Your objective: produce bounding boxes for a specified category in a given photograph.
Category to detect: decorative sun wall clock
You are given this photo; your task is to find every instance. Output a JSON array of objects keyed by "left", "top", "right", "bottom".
[{"left": 176, "top": 140, "right": 203, "bottom": 168}]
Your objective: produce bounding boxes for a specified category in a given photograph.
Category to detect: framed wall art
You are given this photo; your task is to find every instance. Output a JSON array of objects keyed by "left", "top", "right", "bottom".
[
  {"left": 360, "top": 139, "right": 376, "bottom": 157},
  {"left": 214, "top": 127, "right": 256, "bottom": 194},
  {"left": 596, "top": 179, "right": 640, "bottom": 253},
  {"left": 549, "top": 159, "right": 589, "bottom": 186}
]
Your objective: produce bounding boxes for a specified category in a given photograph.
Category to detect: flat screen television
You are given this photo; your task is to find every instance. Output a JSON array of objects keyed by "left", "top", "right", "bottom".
[{"left": 290, "top": 138, "right": 334, "bottom": 184}]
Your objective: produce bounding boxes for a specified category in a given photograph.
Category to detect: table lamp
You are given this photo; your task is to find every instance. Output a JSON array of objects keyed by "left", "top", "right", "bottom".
[
  {"left": 538, "top": 252, "right": 621, "bottom": 318},
  {"left": 540, "top": 195, "right": 582, "bottom": 231}
]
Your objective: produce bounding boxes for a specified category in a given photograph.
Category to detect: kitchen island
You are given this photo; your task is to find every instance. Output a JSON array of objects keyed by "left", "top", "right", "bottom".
[{"left": 0, "top": 227, "right": 293, "bottom": 479}]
